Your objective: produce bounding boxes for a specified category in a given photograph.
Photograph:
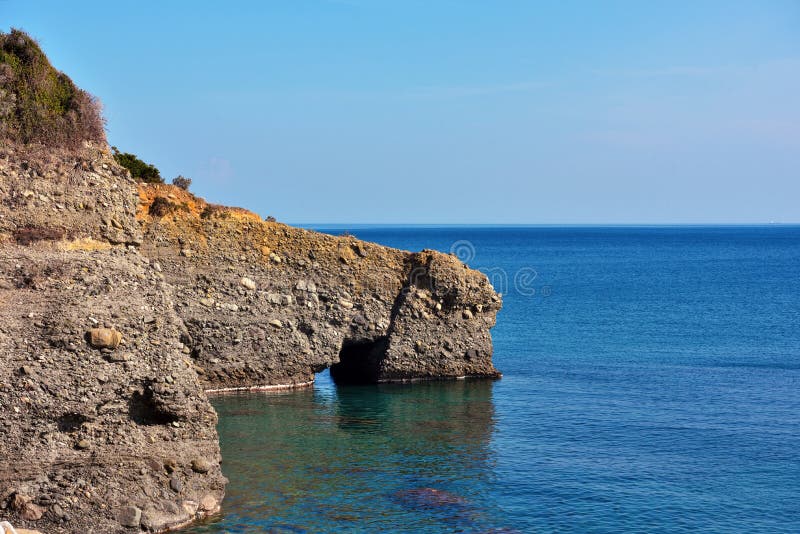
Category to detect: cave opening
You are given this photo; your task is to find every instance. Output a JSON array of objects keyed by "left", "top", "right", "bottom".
[
  {"left": 330, "top": 338, "right": 386, "bottom": 385},
  {"left": 129, "top": 388, "right": 180, "bottom": 426}
]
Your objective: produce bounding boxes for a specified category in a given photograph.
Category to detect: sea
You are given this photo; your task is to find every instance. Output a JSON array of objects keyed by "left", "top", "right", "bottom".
[{"left": 187, "top": 226, "right": 800, "bottom": 533}]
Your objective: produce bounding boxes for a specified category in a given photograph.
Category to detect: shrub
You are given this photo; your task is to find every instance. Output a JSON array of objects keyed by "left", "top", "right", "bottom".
[
  {"left": 111, "top": 146, "right": 163, "bottom": 183},
  {"left": 172, "top": 175, "right": 192, "bottom": 190},
  {"left": 148, "top": 196, "right": 189, "bottom": 217},
  {"left": 200, "top": 204, "right": 239, "bottom": 220},
  {"left": 0, "top": 28, "right": 106, "bottom": 149}
]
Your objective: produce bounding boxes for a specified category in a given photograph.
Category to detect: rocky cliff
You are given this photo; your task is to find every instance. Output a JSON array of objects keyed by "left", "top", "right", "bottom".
[
  {"left": 136, "top": 184, "right": 501, "bottom": 390},
  {"left": 0, "top": 145, "right": 226, "bottom": 534},
  {"left": 0, "top": 142, "right": 501, "bottom": 533}
]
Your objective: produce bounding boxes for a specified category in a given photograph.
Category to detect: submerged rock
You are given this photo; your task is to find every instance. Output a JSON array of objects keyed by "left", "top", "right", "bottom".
[{"left": 394, "top": 487, "right": 469, "bottom": 509}]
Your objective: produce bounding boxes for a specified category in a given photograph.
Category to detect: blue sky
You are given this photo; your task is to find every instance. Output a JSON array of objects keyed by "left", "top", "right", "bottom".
[{"left": 4, "top": 0, "right": 799, "bottom": 223}]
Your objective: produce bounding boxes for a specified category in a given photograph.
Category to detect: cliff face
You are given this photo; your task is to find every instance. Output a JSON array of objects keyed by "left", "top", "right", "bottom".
[
  {"left": 0, "top": 145, "right": 500, "bottom": 533},
  {"left": 0, "top": 144, "right": 141, "bottom": 246},
  {"left": 0, "top": 146, "right": 226, "bottom": 534},
  {"left": 137, "top": 185, "right": 501, "bottom": 390}
]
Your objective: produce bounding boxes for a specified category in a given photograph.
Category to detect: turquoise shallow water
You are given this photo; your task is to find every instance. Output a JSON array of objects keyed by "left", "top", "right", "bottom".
[{"left": 188, "top": 226, "right": 800, "bottom": 533}]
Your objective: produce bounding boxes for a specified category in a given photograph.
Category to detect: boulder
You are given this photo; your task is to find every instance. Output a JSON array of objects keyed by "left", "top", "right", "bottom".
[
  {"left": 88, "top": 327, "right": 122, "bottom": 349},
  {"left": 191, "top": 458, "right": 212, "bottom": 474},
  {"left": 19, "top": 502, "right": 44, "bottom": 521},
  {"left": 199, "top": 494, "right": 218, "bottom": 512}
]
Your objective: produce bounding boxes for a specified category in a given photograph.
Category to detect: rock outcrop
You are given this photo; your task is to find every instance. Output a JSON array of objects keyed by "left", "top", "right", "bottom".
[
  {"left": 136, "top": 184, "right": 501, "bottom": 390},
  {"left": 0, "top": 142, "right": 501, "bottom": 532}
]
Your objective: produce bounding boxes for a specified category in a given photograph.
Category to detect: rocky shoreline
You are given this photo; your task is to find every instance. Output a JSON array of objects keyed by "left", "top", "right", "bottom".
[{"left": 0, "top": 143, "right": 501, "bottom": 533}]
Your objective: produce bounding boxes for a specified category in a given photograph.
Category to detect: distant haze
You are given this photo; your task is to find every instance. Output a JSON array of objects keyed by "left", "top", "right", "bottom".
[{"left": 5, "top": 0, "right": 799, "bottom": 224}]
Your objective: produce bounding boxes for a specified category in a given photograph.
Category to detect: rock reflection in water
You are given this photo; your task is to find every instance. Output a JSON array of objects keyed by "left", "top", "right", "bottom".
[{"left": 187, "top": 377, "right": 510, "bottom": 533}]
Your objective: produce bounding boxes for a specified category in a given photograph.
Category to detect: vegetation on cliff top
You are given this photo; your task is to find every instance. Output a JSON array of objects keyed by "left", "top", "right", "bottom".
[
  {"left": 172, "top": 175, "right": 192, "bottom": 190},
  {"left": 0, "top": 28, "right": 196, "bottom": 191},
  {"left": 111, "top": 146, "right": 163, "bottom": 183},
  {"left": 0, "top": 28, "right": 105, "bottom": 149}
]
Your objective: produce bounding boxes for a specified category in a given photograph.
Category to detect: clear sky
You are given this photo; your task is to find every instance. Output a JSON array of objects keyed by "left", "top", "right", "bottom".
[{"left": 3, "top": 0, "right": 799, "bottom": 224}]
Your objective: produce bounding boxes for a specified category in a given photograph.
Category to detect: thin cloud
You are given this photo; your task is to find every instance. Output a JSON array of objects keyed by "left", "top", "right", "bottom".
[
  {"left": 593, "top": 58, "right": 800, "bottom": 79},
  {"left": 400, "top": 80, "right": 549, "bottom": 99}
]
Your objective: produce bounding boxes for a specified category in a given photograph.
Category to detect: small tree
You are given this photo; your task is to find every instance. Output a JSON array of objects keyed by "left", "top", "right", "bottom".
[{"left": 172, "top": 175, "right": 192, "bottom": 191}]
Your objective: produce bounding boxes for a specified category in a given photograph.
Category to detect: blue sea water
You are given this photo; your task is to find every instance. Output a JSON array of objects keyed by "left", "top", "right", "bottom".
[{"left": 188, "top": 226, "right": 800, "bottom": 533}]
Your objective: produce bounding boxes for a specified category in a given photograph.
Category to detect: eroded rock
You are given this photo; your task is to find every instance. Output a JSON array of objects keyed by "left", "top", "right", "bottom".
[{"left": 136, "top": 184, "right": 502, "bottom": 390}]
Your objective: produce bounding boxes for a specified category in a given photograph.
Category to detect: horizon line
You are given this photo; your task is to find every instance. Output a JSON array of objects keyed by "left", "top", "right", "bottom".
[{"left": 293, "top": 222, "right": 800, "bottom": 228}]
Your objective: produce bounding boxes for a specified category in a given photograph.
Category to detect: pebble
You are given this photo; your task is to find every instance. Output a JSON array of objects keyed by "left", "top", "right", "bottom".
[
  {"left": 268, "top": 319, "right": 282, "bottom": 328},
  {"left": 240, "top": 277, "right": 257, "bottom": 290},
  {"left": 108, "top": 352, "right": 131, "bottom": 362}
]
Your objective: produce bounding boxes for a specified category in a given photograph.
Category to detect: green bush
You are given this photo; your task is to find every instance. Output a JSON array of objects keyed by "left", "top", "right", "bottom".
[
  {"left": 0, "top": 28, "right": 105, "bottom": 149},
  {"left": 112, "top": 146, "right": 163, "bottom": 183}
]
